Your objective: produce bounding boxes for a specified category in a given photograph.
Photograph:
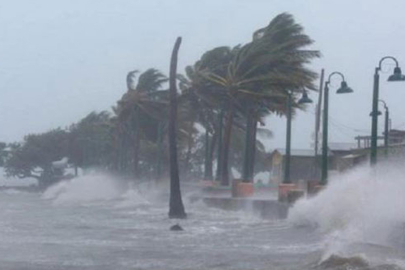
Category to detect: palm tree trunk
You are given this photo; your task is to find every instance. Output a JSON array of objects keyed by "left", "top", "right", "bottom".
[
  {"left": 248, "top": 117, "right": 258, "bottom": 181},
  {"left": 220, "top": 102, "right": 235, "bottom": 186},
  {"left": 184, "top": 118, "right": 194, "bottom": 178},
  {"left": 242, "top": 112, "right": 253, "bottom": 182},
  {"left": 121, "top": 127, "right": 130, "bottom": 173},
  {"left": 203, "top": 129, "right": 211, "bottom": 180},
  {"left": 215, "top": 109, "right": 224, "bottom": 181},
  {"left": 206, "top": 131, "right": 216, "bottom": 181},
  {"left": 133, "top": 109, "right": 140, "bottom": 178},
  {"left": 111, "top": 132, "right": 119, "bottom": 171},
  {"left": 117, "top": 133, "right": 123, "bottom": 172},
  {"left": 156, "top": 122, "right": 164, "bottom": 180},
  {"left": 120, "top": 132, "right": 127, "bottom": 172},
  {"left": 168, "top": 37, "right": 186, "bottom": 219}
]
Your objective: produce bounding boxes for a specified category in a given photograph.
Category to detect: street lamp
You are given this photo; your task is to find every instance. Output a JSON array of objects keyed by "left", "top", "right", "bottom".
[
  {"left": 283, "top": 90, "right": 313, "bottom": 184},
  {"left": 378, "top": 100, "right": 389, "bottom": 149},
  {"left": 370, "top": 56, "right": 405, "bottom": 165},
  {"left": 321, "top": 72, "right": 353, "bottom": 185},
  {"left": 369, "top": 100, "right": 390, "bottom": 148}
]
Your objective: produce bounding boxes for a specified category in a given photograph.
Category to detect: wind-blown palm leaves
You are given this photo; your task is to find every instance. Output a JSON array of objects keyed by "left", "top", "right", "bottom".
[
  {"left": 118, "top": 68, "right": 168, "bottom": 121},
  {"left": 176, "top": 46, "right": 242, "bottom": 181},
  {"left": 202, "top": 13, "right": 320, "bottom": 185},
  {"left": 136, "top": 69, "right": 168, "bottom": 93},
  {"left": 114, "top": 68, "right": 168, "bottom": 178},
  {"left": 3, "top": 13, "right": 322, "bottom": 197},
  {"left": 177, "top": 67, "right": 216, "bottom": 180}
]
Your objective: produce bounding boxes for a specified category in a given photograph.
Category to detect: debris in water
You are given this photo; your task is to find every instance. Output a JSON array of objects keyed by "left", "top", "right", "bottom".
[
  {"left": 318, "top": 255, "right": 369, "bottom": 269},
  {"left": 170, "top": 224, "right": 183, "bottom": 231}
]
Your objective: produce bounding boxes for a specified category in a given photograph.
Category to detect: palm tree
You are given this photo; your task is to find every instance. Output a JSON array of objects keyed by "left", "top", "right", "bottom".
[
  {"left": 240, "top": 94, "right": 284, "bottom": 181},
  {"left": 177, "top": 46, "right": 237, "bottom": 181},
  {"left": 168, "top": 37, "right": 187, "bottom": 219},
  {"left": 177, "top": 73, "right": 212, "bottom": 180},
  {"left": 204, "top": 13, "right": 320, "bottom": 185},
  {"left": 115, "top": 68, "right": 168, "bottom": 179}
]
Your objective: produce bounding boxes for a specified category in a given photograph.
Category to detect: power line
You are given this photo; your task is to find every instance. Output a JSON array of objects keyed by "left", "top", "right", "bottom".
[
  {"left": 328, "top": 116, "right": 369, "bottom": 133},
  {"left": 307, "top": 108, "right": 370, "bottom": 133},
  {"left": 328, "top": 121, "right": 356, "bottom": 139}
]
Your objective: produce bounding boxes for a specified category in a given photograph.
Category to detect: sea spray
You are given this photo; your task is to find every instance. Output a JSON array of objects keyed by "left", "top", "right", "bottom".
[
  {"left": 0, "top": 167, "right": 38, "bottom": 187},
  {"left": 42, "top": 172, "right": 127, "bottom": 205},
  {"left": 289, "top": 162, "right": 405, "bottom": 265},
  {"left": 289, "top": 165, "right": 367, "bottom": 232},
  {"left": 116, "top": 188, "right": 151, "bottom": 208}
]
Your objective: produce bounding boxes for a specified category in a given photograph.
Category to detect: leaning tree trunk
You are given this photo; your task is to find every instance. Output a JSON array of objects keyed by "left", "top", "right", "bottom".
[
  {"left": 184, "top": 118, "right": 195, "bottom": 179},
  {"left": 220, "top": 101, "right": 235, "bottom": 186},
  {"left": 117, "top": 132, "right": 124, "bottom": 172},
  {"left": 168, "top": 37, "right": 186, "bottom": 219},
  {"left": 120, "top": 131, "right": 128, "bottom": 172},
  {"left": 120, "top": 125, "right": 131, "bottom": 173},
  {"left": 203, "top": 129, "right": 211, "bottom": 180},
  {"left": 111, "top": 131, "right": 119, "bottom": 172},
  {"left": 248, "top": 117, "right": 258, "bottom": 181},
  {"left": 155, "top": 122, "right": 164, "bottom": 180},
  {"left": 215, "top": 109, "right": 224, "bottom": 181},
  {"left": 204, "top": 131, "right": 216, "bottom": 181},
  {"left": 132, "top": 108, "right": 140, "bottom": 179},
  {"left": 242, "top": 111, "right": 253, "bottom": 182}
]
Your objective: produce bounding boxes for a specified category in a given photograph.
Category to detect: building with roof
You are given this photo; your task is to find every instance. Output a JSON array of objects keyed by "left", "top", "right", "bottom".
[
  {"left": 267, "top": 148, "right": 331, "bottom": 185},
  {"left": 387, "top": 129, "right": 405, "bottom": 145},
  {"left": 268, "top": 129, "right": 405, "bottom": 186},
  {"left": 267, "top": 143, "right": 363, "bottom": 185}
]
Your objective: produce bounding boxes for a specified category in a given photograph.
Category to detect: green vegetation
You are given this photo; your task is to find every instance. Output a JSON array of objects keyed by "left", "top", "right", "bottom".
[{"left": 2, "top": 13, "right": 320, "bottom": 194}]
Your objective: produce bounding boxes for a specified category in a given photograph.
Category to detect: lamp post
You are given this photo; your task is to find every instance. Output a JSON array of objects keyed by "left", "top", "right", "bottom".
[
  {"left": 321, "top": 72, "right": 353, "bottom": 185},
  {"left": 283, "top": 90, "right": 313, "bottom": 184},
  {"left": 378, "top": 100, "right": 389, "bottom": 149},
  {"left": 370, "top": 56, "right": 405, "bottom": 165}
]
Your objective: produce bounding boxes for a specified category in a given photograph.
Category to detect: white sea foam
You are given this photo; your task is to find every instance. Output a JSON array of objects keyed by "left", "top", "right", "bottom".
[
  {"left": 289, "top": 162, "right": 405, "bottom": 255},
  {"left": 0, "top": 167, "right": 38, "bottom": 187},
  {"left": 3, "top": 189, "right": 23, "bottom": 195},
  {"left": 42, "top": 172, "right": 126, "bottom": 205},
  {"left": 116, "top": 188, "right": 151, "bottom": 208}
]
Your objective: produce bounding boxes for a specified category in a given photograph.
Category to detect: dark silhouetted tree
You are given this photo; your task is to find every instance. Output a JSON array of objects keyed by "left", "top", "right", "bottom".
[{"left": 168, "top": 37, "right": 187, "bottom": 219}]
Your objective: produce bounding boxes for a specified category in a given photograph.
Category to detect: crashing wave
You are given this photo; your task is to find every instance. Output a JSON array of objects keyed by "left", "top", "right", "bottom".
[{"left": 42, "top": 172, "right": 126, "bottom": 205}]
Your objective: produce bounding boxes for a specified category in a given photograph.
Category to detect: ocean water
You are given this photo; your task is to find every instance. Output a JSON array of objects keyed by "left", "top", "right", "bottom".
[{"left": 0, "top": 166, "right": 403, "bottom": 270}]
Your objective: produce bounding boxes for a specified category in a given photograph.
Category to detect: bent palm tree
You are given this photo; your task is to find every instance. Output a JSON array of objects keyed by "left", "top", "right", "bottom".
[
  {"left": 177, "top": 46, "right": 237, "bottom": 181},
  {"left": 115, "top": 68, "right": 168, "bottom": 178},
  {"left": 204, "top": 13, "right": 320, "bottom": 185}
]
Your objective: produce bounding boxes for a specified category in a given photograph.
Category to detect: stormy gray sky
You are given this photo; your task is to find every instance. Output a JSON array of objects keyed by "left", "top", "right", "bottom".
[{"left": 1, "top": 0, "right": 405, "bottom": 150}]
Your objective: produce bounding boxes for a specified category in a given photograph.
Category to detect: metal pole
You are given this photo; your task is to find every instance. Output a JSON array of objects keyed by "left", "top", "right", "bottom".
[
  {"left": 314, "top": 69, "right": 324, "bottom": 179},
  {"left": 384, "top": 107, "right": 389, "bottom": 159},
  {"left": 283, "top": 92, "right": 292, "bottom": 184},
  {"left": 384, "top": 108, "right": 389, "bottom": 148},
  {"left": 370, "top": 68, "right": 380, "bottom": 165},
  {"left": 321, "top": 82, "right": 329, "bottom": 185}
]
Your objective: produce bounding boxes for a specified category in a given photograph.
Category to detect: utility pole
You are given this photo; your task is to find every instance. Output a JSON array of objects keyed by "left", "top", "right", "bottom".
[{"left": 314, "top": 69, "right": 324, "bottom": 180}]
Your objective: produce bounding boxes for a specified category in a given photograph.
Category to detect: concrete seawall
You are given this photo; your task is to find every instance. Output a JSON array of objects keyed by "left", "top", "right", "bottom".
[{"left": 189, "top": 195, "right": 290, "bottom": 220}]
